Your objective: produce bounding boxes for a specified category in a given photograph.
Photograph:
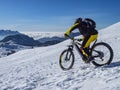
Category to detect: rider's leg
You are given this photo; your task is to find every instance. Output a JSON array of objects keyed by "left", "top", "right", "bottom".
[
  {"left": 82, "top": 34, "right": 98, "bottom": 59},
  {"left": 83, "top": 47, "right": 90, "bottom": 56},
  {"left": 83, "top": 34, "right": 98, "bottom": 48},
  {"left": 82, "top": 35, "right": 90, "bottom": 58}
]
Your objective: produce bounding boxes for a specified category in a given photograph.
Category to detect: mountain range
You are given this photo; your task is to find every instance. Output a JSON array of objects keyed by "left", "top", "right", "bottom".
[
  {"left": 0, "top": 29, "right": 19, "bottom": 36},
  {"left": 0, "top": 30, "right": 79, "bottom": 57}
]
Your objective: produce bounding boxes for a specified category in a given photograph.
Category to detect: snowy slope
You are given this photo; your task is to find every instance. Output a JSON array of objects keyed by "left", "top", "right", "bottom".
[{"left": 0, "top": 22, "right": 120, "bottom": 90}]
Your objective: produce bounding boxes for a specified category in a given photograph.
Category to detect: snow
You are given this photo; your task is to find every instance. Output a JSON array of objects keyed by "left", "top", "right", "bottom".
[{"left": 0, "top": 22, "right": 120, "bottom": 90}]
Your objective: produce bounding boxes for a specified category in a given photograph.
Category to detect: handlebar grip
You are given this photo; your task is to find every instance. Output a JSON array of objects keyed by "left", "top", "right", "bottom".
[{"left": 64, "top": 34, "right": 68, "bottom": 37}]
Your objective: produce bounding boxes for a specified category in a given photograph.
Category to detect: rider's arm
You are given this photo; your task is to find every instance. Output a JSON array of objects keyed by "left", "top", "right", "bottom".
[{"left": 64, "top": 23, "right": 79, "bottom": 37}]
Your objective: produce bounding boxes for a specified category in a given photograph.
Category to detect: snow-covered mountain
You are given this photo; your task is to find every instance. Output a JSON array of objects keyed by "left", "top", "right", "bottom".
[
  {"left": 0, "top": 29, "right": 19, "bottom": 36},
  {"left": 0, "top": 22, "right": 120, "bottom": 90},
  {"left": 0, "top": 29, "right": 20, "bottom": 40},
  {"left": 0, "top": 31, "right": 79, "bottom": 58},
  {"left": 0, "top": 33, "right": 42, "bottom": 58},
  {"left": 1, "top": 34, "right": 41, "bottom": 46}
]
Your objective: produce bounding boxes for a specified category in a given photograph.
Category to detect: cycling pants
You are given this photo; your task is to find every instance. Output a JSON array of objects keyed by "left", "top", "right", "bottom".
[{"left": 82, "top": 34, "right": 98, "bottom": 48}]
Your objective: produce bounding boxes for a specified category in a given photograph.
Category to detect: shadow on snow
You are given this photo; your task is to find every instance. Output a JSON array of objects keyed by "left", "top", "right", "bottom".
[{"left": 104, "top": 61, "right": 120, "bottom": 68}]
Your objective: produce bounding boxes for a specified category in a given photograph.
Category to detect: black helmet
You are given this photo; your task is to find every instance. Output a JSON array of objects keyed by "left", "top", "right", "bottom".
[{"left": 74, "top": 17, "right": 82, "bottom": 24}]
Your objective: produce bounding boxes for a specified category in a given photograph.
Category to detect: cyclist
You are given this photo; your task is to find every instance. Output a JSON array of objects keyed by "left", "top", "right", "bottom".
[{"left": 64, "top": 17, "right": 98, "bottom": 62}]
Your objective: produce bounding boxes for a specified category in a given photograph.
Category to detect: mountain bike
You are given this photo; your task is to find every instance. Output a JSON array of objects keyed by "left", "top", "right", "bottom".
[{"left": 59, "top": 35, "right": 113, "bottom": 70}]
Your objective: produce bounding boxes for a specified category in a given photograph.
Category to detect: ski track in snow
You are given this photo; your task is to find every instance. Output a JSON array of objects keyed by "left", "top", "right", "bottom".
[{"left": 0, "top": 22, "right": 120, "bottom": 90}]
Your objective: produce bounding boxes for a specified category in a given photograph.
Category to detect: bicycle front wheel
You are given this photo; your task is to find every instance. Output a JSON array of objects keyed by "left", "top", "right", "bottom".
[
  {"left": 59, "top": 49, "right": 74, "bottom": 70},
  {"left": 91, "top": 42, "right": 113, "bottom": 66}
]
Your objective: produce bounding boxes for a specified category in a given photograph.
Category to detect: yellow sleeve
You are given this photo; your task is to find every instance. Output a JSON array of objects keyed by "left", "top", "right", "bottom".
[{"left": 64, "top": 23, "right": 79, "bottom": 37}]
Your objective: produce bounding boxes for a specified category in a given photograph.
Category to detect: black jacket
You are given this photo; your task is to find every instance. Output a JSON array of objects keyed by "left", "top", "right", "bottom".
[
  {"left": 65, "top": 20, "right": 98, "bottom": 37},
  {"left": 77, "top": 21, "right": 98, "bottom": 36}
]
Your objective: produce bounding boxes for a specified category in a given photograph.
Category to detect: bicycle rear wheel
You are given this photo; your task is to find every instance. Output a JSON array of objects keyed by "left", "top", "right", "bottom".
[
  {"left": 91, "top": 42, "right": 113, "bottom": 66},
  {"left": 59, "top": 49, "right": 74, "bottom": 70}
]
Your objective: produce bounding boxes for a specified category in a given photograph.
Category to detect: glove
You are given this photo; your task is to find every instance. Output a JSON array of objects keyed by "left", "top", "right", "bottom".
[{"left": 64, "top": 33, "right": 68, "bottom": 38}]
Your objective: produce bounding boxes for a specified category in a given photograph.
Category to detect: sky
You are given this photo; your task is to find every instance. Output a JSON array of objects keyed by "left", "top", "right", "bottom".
[{"left": 0, "top": 0, "right": 120, "bottom": 32}]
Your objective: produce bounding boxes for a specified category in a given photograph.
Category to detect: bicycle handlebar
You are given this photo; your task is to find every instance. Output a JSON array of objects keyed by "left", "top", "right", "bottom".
[{"left": 65, "top": 34, "right": 83, "bottom": 46}]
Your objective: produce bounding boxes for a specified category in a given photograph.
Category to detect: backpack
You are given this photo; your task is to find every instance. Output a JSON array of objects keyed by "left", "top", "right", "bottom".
[{"left": 85, "top": 18, "right": 96, "bottom": 29}]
